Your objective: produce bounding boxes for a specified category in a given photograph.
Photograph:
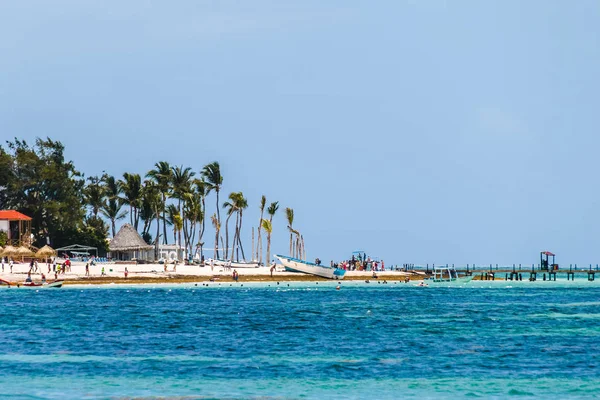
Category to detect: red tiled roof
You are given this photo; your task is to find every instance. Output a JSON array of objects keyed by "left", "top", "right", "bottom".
[{"left": 0, "top": 210, "right": 32, "bottom": 221}]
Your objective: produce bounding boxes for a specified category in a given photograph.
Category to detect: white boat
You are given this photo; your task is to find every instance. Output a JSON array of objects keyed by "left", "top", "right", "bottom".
[
  {"left": 275, "top": 255, "right": 346, "bottom": 280},
  {"left": 211, "top": 259, "right": 260, "bottom": 268},
  {"left": 0, "top": 279, "right": 64, "bottom": 288},
  {"left": 425, "top": 265, "right": 473, "bottom": 285}
]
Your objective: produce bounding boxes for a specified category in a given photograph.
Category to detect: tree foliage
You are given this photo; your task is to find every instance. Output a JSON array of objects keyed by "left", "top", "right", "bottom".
[{"left": 0, "top": 138, "right": 108, "bottom": 253}]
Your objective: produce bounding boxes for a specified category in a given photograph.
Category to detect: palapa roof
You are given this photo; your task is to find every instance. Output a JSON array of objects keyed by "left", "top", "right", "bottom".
[
  {"left": 109, "top": 223, "right": 153, "bottom": 252},
  {"left": 0, "top": 210, "right": 32, "bottom": 221}
]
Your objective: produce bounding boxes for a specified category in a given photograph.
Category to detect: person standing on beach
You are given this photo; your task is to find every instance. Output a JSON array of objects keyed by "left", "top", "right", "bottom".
[
  {"left": 9, "top": 259, "right": 13, "bottom": 274},
  {"left": 85, "top": 262, "right": 89, "bottom": 277},
  {"left": 124, "top": 267, "right": 128, "bottom": 278},
  {"left": 1, "top": 257, "right": 4, "bottom": 273},
  {"left": 101, "top": 266, "right": 106, "bottom": 276}
]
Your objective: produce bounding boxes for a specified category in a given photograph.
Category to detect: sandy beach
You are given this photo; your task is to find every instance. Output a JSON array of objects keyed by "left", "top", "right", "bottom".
[{"left": 0, "top": 260, "right": 420, "bottom": 285}]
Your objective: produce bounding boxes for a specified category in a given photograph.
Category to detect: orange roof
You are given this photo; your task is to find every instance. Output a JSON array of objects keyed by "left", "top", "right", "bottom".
[{"left": 0, "top": 210, "right": 32, "bottom": 221}]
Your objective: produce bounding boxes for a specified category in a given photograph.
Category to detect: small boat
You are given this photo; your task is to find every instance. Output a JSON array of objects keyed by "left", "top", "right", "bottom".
[
  {"left": 0, "top": 278, "right": 64, "bottom": 288},
  {"left": 212, "top": 259, "right": 260, "bottom": 268},
  {"left": 275, "top": 255, "right": 346, "bottom": 280},
  {"left": 425, "top": 265, "right": 473, "bottom": 285}
]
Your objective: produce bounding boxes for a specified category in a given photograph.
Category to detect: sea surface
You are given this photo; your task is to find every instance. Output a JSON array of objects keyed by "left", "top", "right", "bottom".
[{"left": 0, "top": 280, "right": 599, "bottom": 399}]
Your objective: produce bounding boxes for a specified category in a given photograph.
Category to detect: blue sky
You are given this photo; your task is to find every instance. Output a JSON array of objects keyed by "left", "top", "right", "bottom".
[{"left": 1, "top": 1, "right": 599, "bottom": 266}]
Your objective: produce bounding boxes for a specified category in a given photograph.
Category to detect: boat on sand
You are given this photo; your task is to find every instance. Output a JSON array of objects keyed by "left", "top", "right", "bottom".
[{"left": 275, "top": 255, "right": 346, "bottom": 280}]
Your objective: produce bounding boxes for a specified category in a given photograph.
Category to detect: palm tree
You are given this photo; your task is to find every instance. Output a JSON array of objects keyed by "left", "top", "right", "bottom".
[
  {"left": 102, "top": 174, "right": 121, "bottom": 200},
  {"left": 201, "top": 162, "right": 223, "bottom": 258},
  {"left": 146, "top": 161, "right": 172, "bottom": 244},
  {"left": 84, "top": 176, "right": 104, "bottom": 218},
  {"left": 265, "top": 201, "right": 279, "bottom": 263},
  {"left": 285, "top": 207, "right": 294, "bottom": 257},
  {"left": 183, "top": 191, "right": 202, "bottom": 260},
  {"left": 194, "top": 179, "right": 208, "bottom": 259},
  {"left": 261, "top": 219, "right": 272, "bottom": 267},
  {"left": 101, "top": 198, "right": 128, "bottom": 237},
  {"left": 142, "top": 180, "right": 162, "bottom": 259},
  {"left": 119, "top": 172, "right": 142, "bottom": 229},
  {"left": 256, "top": 195, "right": 266, "bottom": 264},
  {"left": 165, "top": 204, "right": 179, "bottom": 244},
  {"left": 234, "top": 192, "right": 248, "bottom": 261},
  {"left": 222, "top": 192, "right": 240, "bottom": 260},
  {"left": 210, "top": 213, "right": 220, "bottom": 258},
  {"left": 170, "top": 165, "right": 195, "bottom": 253}
]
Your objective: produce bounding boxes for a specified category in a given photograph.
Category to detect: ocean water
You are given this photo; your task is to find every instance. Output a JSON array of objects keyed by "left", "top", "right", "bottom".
[{"left": 1, "top": 281, "right": 599, "bottom": 399}]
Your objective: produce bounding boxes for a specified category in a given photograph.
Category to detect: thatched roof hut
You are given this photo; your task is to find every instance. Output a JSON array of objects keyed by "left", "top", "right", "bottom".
[
  {"left": 36, "top": 245, "right": 56, "bottom": 258},
  {"left": 109, "top": 224, "right": 153, "bottom": 261},
  {"left": 1, "top": 245, "right": 17, "bottom": 257}
]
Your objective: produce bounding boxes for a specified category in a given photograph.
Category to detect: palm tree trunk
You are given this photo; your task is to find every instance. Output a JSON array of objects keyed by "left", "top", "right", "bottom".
[
  {"left": 155, "top": 206, "right": 160, "bottom": 260},
  {"left": 225, "top": 213, "right": 232, "bottom": 261},
  {"left": 238, "top": 211, "right": 245, "bottom": 261},
  {"left": 230, "top": 212, "right": 237, "bottom": 261},
  {"left": 162, "top": 193, "right": 168, "bottom": 244},
  {"left": 266, "top": 233, "right": 271, "bottom": 265}
]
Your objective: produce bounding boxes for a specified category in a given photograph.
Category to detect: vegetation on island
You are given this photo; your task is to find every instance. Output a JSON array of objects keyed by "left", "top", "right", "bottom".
[{"left": 0, "top": 137, "right": 303, "bottom": 262}]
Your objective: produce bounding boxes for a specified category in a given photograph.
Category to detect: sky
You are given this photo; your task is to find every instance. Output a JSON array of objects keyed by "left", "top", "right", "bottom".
[{"left": 1, "top": 1, "right": 599, "bottom": 266}]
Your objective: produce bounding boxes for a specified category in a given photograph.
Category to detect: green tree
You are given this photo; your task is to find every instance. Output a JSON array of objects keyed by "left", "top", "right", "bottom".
[
  {"left": 84, "top": 176, "right": 104, "bottom": 218},
  {"left": 101, "top": 198, "right": 127, "bottom": 237},
  {"left": 256, "top": 195, "right": 266, "bottom": 264},
  {"left": 119, "top": 172, "right": 142, "bottom": 230},
  {"left": 201, "top": 162, "right": 223, "bottom": 259},
  {"left": 286, "top": 207, "right": 294, "bottom": 257},
  {"left": 261, "top": 219, "right": 272, "bottom": 267},
  {"left": 146, "top": 161, "right": 172, "bottom": 244},
  {"left": 2, "top": 138, "right": 87, "bottom": 248},
  {"left": 266, "top": 201, "right": 279, "bottom": 263}
]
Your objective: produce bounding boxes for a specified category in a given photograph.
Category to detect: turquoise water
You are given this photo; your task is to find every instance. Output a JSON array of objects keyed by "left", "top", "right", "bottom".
[{"left": 1, "top": 281, "right": 599, "bottom": 399}]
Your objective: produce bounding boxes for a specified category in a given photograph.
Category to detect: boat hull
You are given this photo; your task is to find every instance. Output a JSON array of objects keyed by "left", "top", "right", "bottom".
[
  {"left": 426, "top": 276, "right": 474, "bottom": 285},
  {"left": 212, "top": 260, "right": 260, "bottom": 268},
  {"left": 275, "top": 255, "right": 346, "bottom": 280},
  {"left": 0, "top": 279, "right": 64, "bottom": 289}
]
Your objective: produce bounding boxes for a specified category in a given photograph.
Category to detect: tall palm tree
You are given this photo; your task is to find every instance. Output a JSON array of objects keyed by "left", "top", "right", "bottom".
[
  {"left": 84, "top": 176, "right": 104, "bottom": 218},
  {"left": 210, "top": 213, "right": 220, "bottom": 258},
  {"left": 165, "top": 204, "right": 179, "bottom": 244},
  {"left": 234, "top": 192, "right": 248, "bottom": 261},
  {"left": 201, "top": 162, "right": 223, "bottom": 258},
  {"left": 194, "top": 179, "right": 208, "bottom": 257},
  {"left": 146, "top": 161, "right": 172, "bottom": 244},
  {"left": 285, "top": 207, "right": 294, "bottom": 257},
  {"left": 265, "top": 201, "right": 279, "bottom": 263},
  {"left": 256, "top": 195, "right": 266, "bottom": 264},
  {"left": 183, "top": 191, "right": 202, "bottom": 260},
  {"left": 222, "top": 192, "right": 240, "bottom": 260},
  {"left": 101, "top": 198, "right": 128, "bottom": 237},
  {"left": 142, "top": 180, "right": 162, "bottom": 259},
  {"left": 102, "top": 174, "right": 121, "bottom": 200},
  {"left": 261, "top": 219, "right": 272, "bottom": 267},
  {"left": 119, "top": 172, "right": 142, "bottom": 229},
  {"left": 170, "top": 165, "right": 195, "bottom": 253}
]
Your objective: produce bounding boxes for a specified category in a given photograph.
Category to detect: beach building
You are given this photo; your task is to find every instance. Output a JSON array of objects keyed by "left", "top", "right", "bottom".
[
  {"left": 0, "top": 210, "right": 32, "bottom": 247},
  {"left": 158, "top": 244, "right": 185, "bottom": 262},
  {"left": 108, "top": 223, "right": 153, "bottom": 262}
]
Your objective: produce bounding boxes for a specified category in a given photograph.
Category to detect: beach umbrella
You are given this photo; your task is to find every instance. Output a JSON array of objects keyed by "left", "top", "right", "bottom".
[
  {"left": 1, "top": 245, "right": 18, "bottom": 257},
  {"left": 36, "top": 245, "right": 56, "bottom": 258},
  {"left": 16, "top": 246, "right": 34, "bottom": 258}
]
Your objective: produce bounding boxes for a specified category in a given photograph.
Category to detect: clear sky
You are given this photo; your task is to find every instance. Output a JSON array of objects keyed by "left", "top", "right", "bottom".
[{"left": 1, "top": 1, "right": 599, "bottom": 266}]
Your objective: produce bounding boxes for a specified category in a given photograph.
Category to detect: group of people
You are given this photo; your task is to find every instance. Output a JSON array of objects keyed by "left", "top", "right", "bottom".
[{"left": 331, "top": 254, "right": 386, "bottom": 272}]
